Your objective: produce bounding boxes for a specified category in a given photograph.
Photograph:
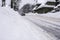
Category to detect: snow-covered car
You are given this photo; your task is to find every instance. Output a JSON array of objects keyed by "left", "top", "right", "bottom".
[
  {"left": 18, "top": 9, "right": 25, "bottom": 16},
  {"left": 20, "top": 13, "right": 25, "bottom": 16}
]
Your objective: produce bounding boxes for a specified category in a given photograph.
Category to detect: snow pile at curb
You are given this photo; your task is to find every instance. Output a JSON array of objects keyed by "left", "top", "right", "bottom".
[{"left": 40, "top": 12, "right": 60, "bottom": 18}]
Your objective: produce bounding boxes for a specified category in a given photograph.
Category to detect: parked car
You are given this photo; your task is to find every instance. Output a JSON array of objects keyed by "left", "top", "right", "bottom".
[{"left": 18, "top": 9, "right": 25, "bottom": 16}]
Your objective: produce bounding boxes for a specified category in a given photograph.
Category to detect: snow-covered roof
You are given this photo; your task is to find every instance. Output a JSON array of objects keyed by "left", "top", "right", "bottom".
[
  {"left": 33, "top": 6, "right": 37, "bottom": 10},
  {"left": 33, "top": 4, "right": 55, "bottom": 10},
  {"left": 38, "top": 4, "right": 55, "bottom": 8},
  {"left": 37, "top": 0, "right": 56, "bottom": 4},
  {"left": 54, "top": 4, "right": 60, "bottom": 8},
  {"left": 57, "top": 4, "right": 60, "bottom": 6}
]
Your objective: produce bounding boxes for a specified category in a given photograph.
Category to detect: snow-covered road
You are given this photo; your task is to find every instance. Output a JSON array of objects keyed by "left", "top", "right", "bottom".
[
  {"left": 0, "top": 7, "right": 56, "bottom": 40},
  {"left": 24, "top": 15, "right": 60, "bottom": 40}
]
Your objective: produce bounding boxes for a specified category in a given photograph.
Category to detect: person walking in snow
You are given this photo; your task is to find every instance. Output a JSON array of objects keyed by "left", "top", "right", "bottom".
[{"left": 2, "top": 0, "right": 5, "bottom": 7}]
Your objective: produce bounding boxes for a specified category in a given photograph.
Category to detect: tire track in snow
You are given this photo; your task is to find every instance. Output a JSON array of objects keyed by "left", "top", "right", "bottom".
[{"left": 24, "top": 16, "right": 60, "bottom": 40}]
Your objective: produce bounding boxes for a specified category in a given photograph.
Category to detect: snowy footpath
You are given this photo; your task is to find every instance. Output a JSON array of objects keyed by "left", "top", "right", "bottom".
[{"left": 0, "top": 7, "right": 57, "bottom": 40}]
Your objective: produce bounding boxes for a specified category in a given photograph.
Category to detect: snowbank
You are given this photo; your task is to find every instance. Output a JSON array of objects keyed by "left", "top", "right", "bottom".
[
  {"left": 26, "top": 12, "right": 39, "bottom": 16},
  {"left": 0, "top": 7, "right": 54, "bottom": 40},
  {"left": 40, "top": 12, "right": 60, "bottom": 18}
]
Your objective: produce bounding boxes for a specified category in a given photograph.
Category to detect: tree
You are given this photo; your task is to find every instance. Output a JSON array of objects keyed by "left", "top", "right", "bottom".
[
  {"left": 14, "top": 0, "right": 21, "bottom": 11},
  {"left": 11, "top": 0, "right": 14, "bottom": 8},
  {"left": 55, "top": 0, "right": 59, "bottom": 6},
  {"left": 11, "top": 0, "right": 21, "bottom": 11}
]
